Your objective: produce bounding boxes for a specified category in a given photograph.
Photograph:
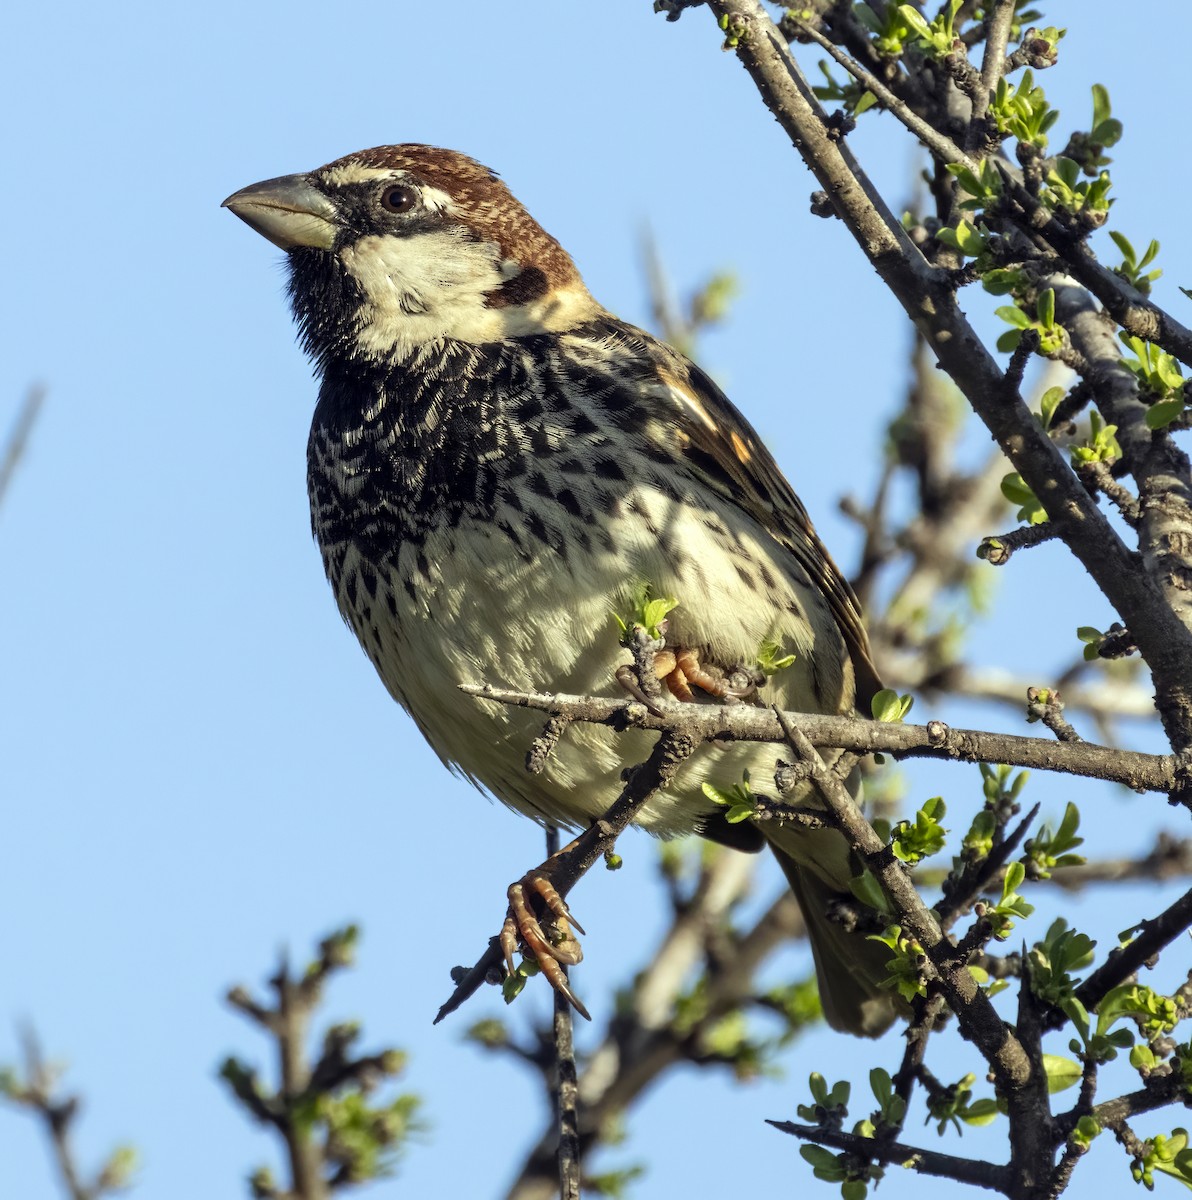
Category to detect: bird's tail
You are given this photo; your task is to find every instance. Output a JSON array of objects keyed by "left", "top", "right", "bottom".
[{"left": 768, "top": 841, "right": 901, "bottom": 1036}]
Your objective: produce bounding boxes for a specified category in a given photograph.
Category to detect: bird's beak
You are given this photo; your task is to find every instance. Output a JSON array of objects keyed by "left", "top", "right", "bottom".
[{"left": 222, "top": 174, "right": 339, "bottom": 251}]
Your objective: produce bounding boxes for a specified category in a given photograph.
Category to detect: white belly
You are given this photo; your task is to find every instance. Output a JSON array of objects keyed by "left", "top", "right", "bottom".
[{"left": 331, "top": 480, "right": 852, "bottom": 840}]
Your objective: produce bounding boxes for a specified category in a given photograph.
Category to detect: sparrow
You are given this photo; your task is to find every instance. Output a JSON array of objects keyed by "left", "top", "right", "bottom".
[{"left": 224, "top": 145, "right": 898, "bottom": 1036}]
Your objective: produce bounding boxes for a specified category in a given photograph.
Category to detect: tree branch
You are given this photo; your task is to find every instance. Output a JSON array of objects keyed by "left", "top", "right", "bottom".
[
  {"left": 1069, "top": 884, "right": 1192, "bottom": 1018},
  {"left": 774, "top": 713, "right": 1036, "bottom": 1094},
  {"left": 701, "top": 0, "right": 1192, "bottom": 756},
  {"left": 0, "top": 385, "right": 45, "bottom": 512},
  {"left": 434, "top": 729, "right": 699, "bottom": 1023},
  {"left": 767, "top": 1121, "right": 1009, "bottom": 1191},
  {"left": 1, "top": 1027, "right": 133, "bottom": 1200},
  {"left": 460, "top": 684, "right": 1176, "bottom": 793}
]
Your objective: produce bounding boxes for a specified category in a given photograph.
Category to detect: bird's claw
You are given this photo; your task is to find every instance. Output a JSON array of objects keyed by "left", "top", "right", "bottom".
[
  {"left": 617, "top": 645, "right": 756, "bottom": 707},
  {"left": 614, "top": 663, "right": 668, "bottom": 716},
  {"left": 500, "top": 871, "right": 591, "bottom": 1021}
]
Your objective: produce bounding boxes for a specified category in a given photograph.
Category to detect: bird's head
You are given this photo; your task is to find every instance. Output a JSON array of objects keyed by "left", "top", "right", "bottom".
[{"left": 223, "top": 145, "right": 599, "bottom": 369}]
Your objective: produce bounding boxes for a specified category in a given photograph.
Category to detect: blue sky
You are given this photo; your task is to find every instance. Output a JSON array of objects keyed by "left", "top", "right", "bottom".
[{"left": 3, "top": 3, "right": 1189, "bottom": 1198}]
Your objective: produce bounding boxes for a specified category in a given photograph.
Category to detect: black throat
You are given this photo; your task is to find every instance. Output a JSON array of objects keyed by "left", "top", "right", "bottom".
[{"left": 306, "top": 337, "right": 543, "bottom": 558}]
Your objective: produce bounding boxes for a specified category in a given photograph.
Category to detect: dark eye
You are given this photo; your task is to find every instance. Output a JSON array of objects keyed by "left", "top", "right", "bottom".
[{"left": 380, "top": 184, "right": 417, "bottom": 214}]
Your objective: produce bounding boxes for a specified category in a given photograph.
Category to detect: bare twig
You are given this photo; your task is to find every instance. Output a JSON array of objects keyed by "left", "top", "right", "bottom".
[
  {"left": 968, "top": 0, "right": 1016, "bottom": 148},
  {"left": 775, "top": 712, "right": 1035, "bottom": 1091},
  {"left": 503, "top": 851, "right": 802, "bottom": 1200},
  {"left": 783, "top": 14, "right": 976, "bottom": 170},
  {"left": 545, "top": 826, "right": 581, "bottom": 1200},
  {"left": 1026, "top": 687, "right": 1083, "bottom": 744},
  {"left": 1078, "top": 460, "right": 1141, "bottom": 528},
  {"left": 978, "top": 522, "right": 1063, "bottom": 565}
]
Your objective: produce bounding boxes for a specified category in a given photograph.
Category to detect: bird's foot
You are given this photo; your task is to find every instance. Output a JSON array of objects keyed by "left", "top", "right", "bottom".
[
  {"left": 616, "top": 645, "right": 758, "bottom": 708},
  {"left": 500, "top": 858, "right": 590, "bottom": 1020}
]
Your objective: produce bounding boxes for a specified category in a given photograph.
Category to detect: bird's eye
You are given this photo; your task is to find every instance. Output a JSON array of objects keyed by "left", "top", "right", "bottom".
[{"left": 380, "top": 184, "right": 417, "bottom": 214}]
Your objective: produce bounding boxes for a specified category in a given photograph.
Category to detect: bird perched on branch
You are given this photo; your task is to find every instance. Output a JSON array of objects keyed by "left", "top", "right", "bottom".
[{"left": 224, "top": 145, "right": 898, "bottom": 1035}]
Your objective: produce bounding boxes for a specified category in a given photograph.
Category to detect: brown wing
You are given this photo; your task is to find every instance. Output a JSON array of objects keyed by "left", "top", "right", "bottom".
[{"left": 651, "top": 346, "right": 884, "bottom": 710}]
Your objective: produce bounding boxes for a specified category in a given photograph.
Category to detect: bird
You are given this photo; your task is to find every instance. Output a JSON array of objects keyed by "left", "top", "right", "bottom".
[{"left": 224, "top": 144, "right": 899, "bottom": 1036}]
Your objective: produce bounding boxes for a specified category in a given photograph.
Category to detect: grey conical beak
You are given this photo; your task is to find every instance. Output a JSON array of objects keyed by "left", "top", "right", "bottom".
[{"left": 222, "top": 173, "right": 339, "bottom": 251}]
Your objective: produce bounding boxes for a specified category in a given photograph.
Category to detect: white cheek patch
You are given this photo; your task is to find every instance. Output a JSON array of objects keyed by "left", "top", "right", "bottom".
[{"left": 340, "top": 229, "right": 509, "bottom": 357}]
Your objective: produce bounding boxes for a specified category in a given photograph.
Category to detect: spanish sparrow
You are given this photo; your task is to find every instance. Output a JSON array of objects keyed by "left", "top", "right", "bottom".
[{"left": 224, "top": 145, "right": 896, "bottom": 1035}]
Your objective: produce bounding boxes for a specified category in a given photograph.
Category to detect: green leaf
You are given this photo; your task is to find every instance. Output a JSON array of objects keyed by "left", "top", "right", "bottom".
[
  {"left": 1042, "top": 1054, "right": 1083, "bottom": 1094},
  {"left": 995, "top": 304, "right": 1033, "bottom": 329},
  {"left": 1037, "top": 287, "right": 1056, "bottom": 328},
  {"left": 1004, "top": 861, "right": 1025, "bottom": 894},
  {"left": 849, "top": 869, "right": 889, "bottom": 914},
  {"left": 871, "top": 688, "right": 913, "bottom": 722},
  {"left": 1073, "top": 1116, "right": 1101, "bottom": 1149},
  {"left": 1091, "top": 83, "right": 1111, "bottom": 132},
  {"left": 854, "top": 90, "right": 878, "bottom": 116},
  {"left": 889, "top": 796, "right": 948, "bottom": 864},
  {"left": 1026, "top": 803, "right": 1086, "bottom": 878},
  {"left": 1000, "top": 472, "right": 1047, "bottom": 525},
  {"left": 1146, "top": 398, "right": 1185, "bottom": 429},
  {"left": 1039, "top": 386, "right": 1065, "bottom": 430},
  {"left": 757, "top": 637, "right": 797, "bottom": 675},
  {"left": 871, "top": 925, "right": 928, "bottom": 1001},
  {"left": 702, "top": 773, "right": 757, "bottom": 822},
  {"left": 896, "top": 5, "right": 931, "bottom": 38},
  {"left": 960, "top": 1098, "right": 1000, "bottom": 1126},
  {"left": 614, "top": 582, "right": 679, "bottom": 643},
  {"left": 701, "top": 781, "right": 731, "bottom": 806},
  {"left": 1090, "top": 117, "right": 1122, "bottom": 147},
  {"left": 1109, "top": 230, "right": 1134, "bottom": 261}
]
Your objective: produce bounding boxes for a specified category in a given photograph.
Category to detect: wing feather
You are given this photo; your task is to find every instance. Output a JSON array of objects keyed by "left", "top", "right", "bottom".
[{"left": 651, "top": 345, "right": 883, "bottom": 709}]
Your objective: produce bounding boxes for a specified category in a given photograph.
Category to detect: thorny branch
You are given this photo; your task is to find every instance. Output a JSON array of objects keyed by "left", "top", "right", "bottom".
[
  {"left": 500, "top": 6, "right": 1192, "bottom": 1193},
  {"left": 460, "top": 684, "right": 1176, "bottom": 794},
  {"left": 1070, "top": 885, "right": 1192, "bottom": 1018},
  {"left": 703, "top": 0, "right": 1192, "bottom": 756},
  {"left": 640, "top": 4, "right": 1192, "bottom": 1197},
  {"left": 774, "top": 714, "right": 1034, "bottom": 1090}
]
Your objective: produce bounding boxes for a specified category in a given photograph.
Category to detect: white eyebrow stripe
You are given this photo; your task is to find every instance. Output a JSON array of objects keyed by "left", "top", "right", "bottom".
[
  {"left": 321, "top": 163, "right": 403, "bottom": 186},
  {"left": 319, "top": 167, "right": 461, "bottom": 219},
  {"left": 418, "top": 184, "right": 461, "bottom": 215}
]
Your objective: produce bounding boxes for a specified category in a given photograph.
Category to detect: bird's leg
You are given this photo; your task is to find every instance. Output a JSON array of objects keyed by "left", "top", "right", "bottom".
[{"left": 500, "top": 840, "right": 591, "bottom": 1020}]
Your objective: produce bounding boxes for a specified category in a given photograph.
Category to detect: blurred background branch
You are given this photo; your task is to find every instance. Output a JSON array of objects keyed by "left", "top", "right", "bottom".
[{"left": 0, "top": 385, "right": 44, "bottom": 514}]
